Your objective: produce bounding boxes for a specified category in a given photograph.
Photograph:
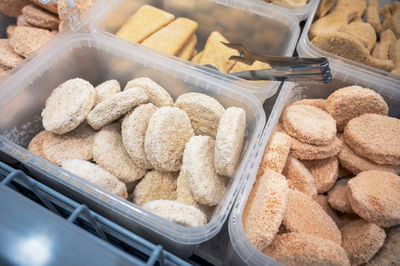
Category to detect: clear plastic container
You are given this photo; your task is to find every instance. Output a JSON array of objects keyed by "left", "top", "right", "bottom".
[
  {"left": 88, "top": 0, "right": 301, "bottom": 102},
  {"left": 297, "top": 0, "right": 400, "bottom": 86},
  {"left": 0, "top": 32, "right": 266, "bottom": 258},
  {"left": 225, "top": 68, "right": 400, "bottom": 265},
  {"left": 246, "top": 0, "right": 319, "bottom": 21}
]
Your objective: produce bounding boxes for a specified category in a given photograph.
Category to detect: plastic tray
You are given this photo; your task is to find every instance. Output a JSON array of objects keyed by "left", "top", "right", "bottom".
[
  {"left": 225, "top": 69, "right": 400, "bottom": 265},
  {"left": 88, "top": 0, "right": 300, "bottom": 102},
  {"left": 247, "top": 0, "right": 319, "bottom": 21},
  {"left": 0, "top": 32, "right": 265, "bottom": 258},
  {"left": 297, "top": 0, "right": 400, "bottom": 87},
  {"left": 0, "top": 160, "right": 190, "bottom": 266}
]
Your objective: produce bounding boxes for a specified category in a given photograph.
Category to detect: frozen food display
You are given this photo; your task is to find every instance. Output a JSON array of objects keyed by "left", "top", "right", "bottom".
[{"left": 27, "top": 76, "right": 246, "bottom": 228}]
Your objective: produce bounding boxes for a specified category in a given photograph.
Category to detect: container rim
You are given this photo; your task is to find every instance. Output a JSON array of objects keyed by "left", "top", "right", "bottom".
[
  {"left": 0, "top": 33, "right": 266, "bottom": 245},
  {"left": 88, "top": 0, "right": 301, "bottom": 100}
]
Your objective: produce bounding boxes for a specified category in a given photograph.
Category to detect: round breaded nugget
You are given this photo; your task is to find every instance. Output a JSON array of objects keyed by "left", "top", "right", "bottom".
[
  {"left": 276, "top": 123, "right": 342, "bottom": 160},
  {"left": 0, "top": 0, "right": 29, "bottom": 17},
  {"left": 41, "top": 123, "right": 96, "bottom": 165},
  {"left": 282, "top": 156, "right": 317, "bottom": 197},
  {"left": 282, "top": 104, "right": 337, "bottom": 145},
  {"left": 132, "top": 170, "right": 177, "bottom": 206},
  {"left": 143, "top": 200, "right": 207, "bottom": 227},
  {"left": 9, "top": 26, "right": 56, "bottom": 58},
  {"left": 58, "top": 0, "right": 94, "bottom": 23},
  {"left": 328, "top": 178, "right": 353, "bottom": 213},
  {"left": 215, "top": 107, "right": 246, "bottom": 177},
  {"left": 28, "top": 130, "right": 50, "bottom": 157},
  {"left": 291, "top": 98, "right": 327, "bottom": 112},
  {"left": 176, "top": 168, "right": 214, "bottom": 220},
  {"left": 243, "top": 169, "right": 289, "bottom": 250},
  {"left": 87, "top": 87, "right": 148, "bottom": 130},
  {"left": 62, "top": 159, "right": 127, "bottom": 199},
  {"left": 122, "top": 103, "right": 157, "bottom": 169},
  {"left": 338, "top": 140, "right": 400, "bottom": 175},
  {"left": 263, "top": 233, "right": 350, "bottom": 266},
  {"left": 302, "top": 157, "right": 338, "bottom": 193},
  {"left": 314, "top": 194, "right": 340, "bottom": 225},
  {"left": 92, "top": 123, "right": 146, "bottom": 188},
  {"left": 326, "top": 86, "right": 388, "bottom": 131},
  {"left": 7, "top": 25, "right": 16, "bottom": 38},
  {"left": 344, "top": 114, "right": 400, "bottom": 165},
  {"left": 145, "top": 107, "right": 194, "bottom": 172},
  {"left": 348, "top": 170, "right": 400, "bottom": 227},
  {"left": 183, "top": 136, "right": 226, "bottom": 206},
  {"left": 21, "top": 4, "right": 59, "bottom": 30},
  {"left": 282, "top": 189, "right": 342, "bottom": 244},
  {"left": 341, "top": 219, "right": 386, "bottom": 265},
  {"left": 42, "top": 78, "right": 95, "bottom": 134},
  {"left": 125, "top": 77, "right": 173, "bottom": 107},
  {"left": 94, "top": 79, "right": 121, "bottom": 105},
  {"left": 0, "top": 39, "right": 23, "bottom": 69},
  {"left": 175, "top": 92, "right": 225, "bottom": 138},
  {"left": 368, "top": 226, "right": 400, "bottom": 266},
  {"left": 258, "top": 131, "right": 292, "bottom": 175}
]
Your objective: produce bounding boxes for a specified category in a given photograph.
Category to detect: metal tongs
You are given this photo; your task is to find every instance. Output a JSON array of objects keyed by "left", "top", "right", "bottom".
[{"left": 216, "top": 42, "right": 332, "bottom": 84}]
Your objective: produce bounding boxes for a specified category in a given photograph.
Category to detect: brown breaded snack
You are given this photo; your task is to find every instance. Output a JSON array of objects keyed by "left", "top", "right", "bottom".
[
  {"left": 243, "top": 169, "right": 289, "bottom": 251},
  {"left": 311, "top": 32, "right": 395, "bottom": 72},
  {"left": 6, "top": 25, "right": 16, "bottom": 38},
  {"left": 302, "top": 157, "right": 338, "bottom": 193},
  {"left": 336, "top": 213, "right": 360, "bottom": 229},
  {"left": 92, "top": 123, "right": 146, "bottom": 187},
  {"left": 326, "top": 86, "right": 389, "bottom": 132},
  {"left": 344, "top": 114, "right": 400, "bottom": 165},
  {"left": 116, "top": 5, "right": 175, "bottom": 44},
  {"left": 17, "top": 15, "right": 32, "bottom": 27},
  {"left": 229, "top": 60, "right": 271, "bottom": 73},
  {"left": 314, "top": 194, "right": 340, "bottom": 225},
  {"left": 132, "top": 170, "right": 177, "bottom": 206},
  {"left": 257, "top": 131, "right": 292, "bottom": 176},
  {"left": 199, "top": 31, "right": 239, "bottom": 73},
  {"left": 282, "top": 156, "right": 317, "bottom": 197},
  {"left": 338, "top": 140, "right": 400, "bottom": 175},
  {"left": 316, "top": 0, "right": 334, "bottom": 18},
  {"left": 141, "top": 18, "right": 198, "bottom": 56},
  {"left": 366, "top": 0, "right": 383, "bottom": 34},
  {"left": 368, "top": 226, "right": 400, "bottom": 266},
  {"left": 29, "top": 0, "right": 58, "bottom": 14},
  {"left": 41, "top": 123, "right": 96, "bottom": 166},
  {"left": 339, "top": 22, "right": 377, "bottom": 52},
  {"left": 28, "top": 130, "right": 51, "bottom": 157},
  {"left": 21, "top": 4, "right": 59, "bottom": 30},
  {"left": 282, "top": 189, "right": 342, "bottom": 244},
  {"left": 291, "top": 98, "right": 327, "bottom": 112},
  {"left": 58, "top": 0, "right": 94, "bottom": 22},
  {"left": 276, "top": 123, "right": 342, "bottom": 160},
  {"left": 0, "top": 0, "right": 30, "bottom": 17},
  {"left": 9, "top": 26, "right": 56, "bottom": 58},
  {"left": 0, "top": 39, "right": 24, "bottom": 69},
  {"left": 372, "top": 29, "right": 397, "bottom": 60},
  {"left": 348, "top": 170, "right": 400, "bottom": 227},
  {"left": 327, "top": 178, "right": 353, "bottom": 213},
  {"left": 338, "top": 165, "right": 353, "bottom": 178},
  {"left": 391, "top": 39, "right": 400, "bottom": 73},
  {"left": 263, "top": 233, "right": 350, "bottom": 266},
  {"left": 309, "top": 0, "right": 366, "bottom": 39},
  {"left": 341, "top": 220, "right": 386, "bottom": 265},
  {"left": 177, "top": 34, "right": 197, "bottom": 60},
  {"left": 191, "top": 50, "right": 203, "bottom": 64},
  {"left": 282, "top": 104, "right": 336, "bottom": 145}
]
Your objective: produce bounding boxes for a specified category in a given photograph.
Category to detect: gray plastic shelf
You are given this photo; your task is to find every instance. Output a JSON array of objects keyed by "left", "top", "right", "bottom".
[{"left": 0, "top": 161, "right": 190, "bottom": 266}]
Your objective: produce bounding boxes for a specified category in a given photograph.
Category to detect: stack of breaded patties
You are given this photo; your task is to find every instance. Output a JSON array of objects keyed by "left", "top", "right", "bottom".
[
  {"left": 0, "top": 0, "right": 95, "bottom": 77},
  {"left": 244, "top": 85, "right": 400, "bottom": 265}
]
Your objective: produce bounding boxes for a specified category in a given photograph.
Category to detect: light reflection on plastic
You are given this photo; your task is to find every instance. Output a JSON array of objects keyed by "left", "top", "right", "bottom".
[{"left": 13, "top": 235, "right": 51, "bottom": 266}]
